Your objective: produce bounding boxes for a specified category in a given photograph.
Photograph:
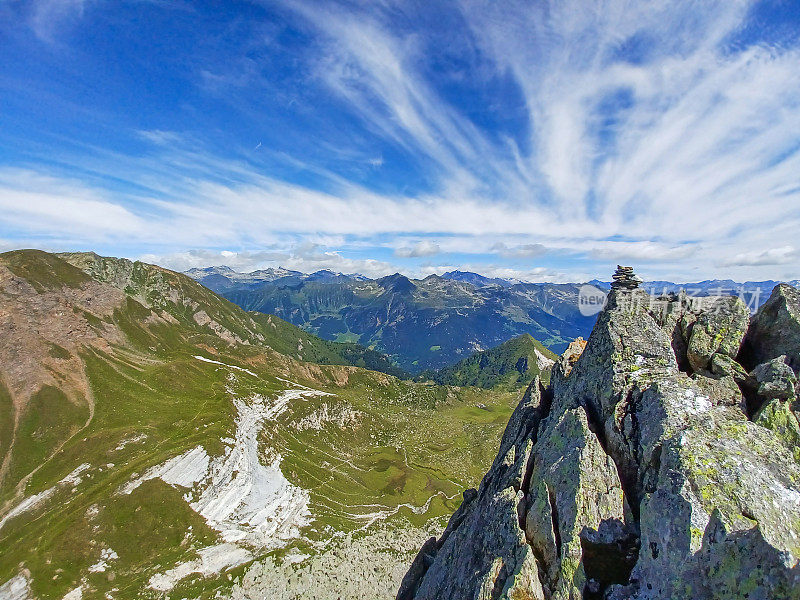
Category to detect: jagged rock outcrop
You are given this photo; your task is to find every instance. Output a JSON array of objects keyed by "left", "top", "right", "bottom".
[
  {"left": 741, "top": 285, "right": 800, "bottom": 462},
  {"left": 685, "top": 296, "right": 749, "bottom": 373},
  {"left": 742, "top": 284, "right": 800, "bottom": 372},
  {"left": 399, "top": 284, "right": 800, "bottom": 600}
]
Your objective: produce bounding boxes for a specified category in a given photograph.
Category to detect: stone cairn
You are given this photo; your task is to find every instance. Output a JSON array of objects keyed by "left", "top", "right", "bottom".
[{"left": 611, "top": 265, "right": 641, "bottom": 290}]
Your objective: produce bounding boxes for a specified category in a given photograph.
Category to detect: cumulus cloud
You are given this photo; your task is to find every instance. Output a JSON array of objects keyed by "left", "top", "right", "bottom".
[
  {"left": 718, "top": 246, "right": 799, "bottom": 267},
  {"left": 418, "top": 262, "right": 582, "bottom": 284},
  {"left": 142, "top": 243, "right": 399, "bottom": 278},
  {"left": 139, "top": 249, "right": 291, "bottom": 272},
  {"left": 491, "top": 242, "right": 548, "bottom": 259},
  {"left": 395, "top": 240, "right": 441, "bottom": 257}
]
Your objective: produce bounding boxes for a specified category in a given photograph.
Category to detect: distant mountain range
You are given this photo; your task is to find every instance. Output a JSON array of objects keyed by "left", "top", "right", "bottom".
[
  {"left": 186, "top": 269, "right": 597, "bottom": 372},
  {"left": 184, "top": 265, "right": 369, "bottom": 290},
  {"left": 439, "top": 270, "right": 522, "bottom": 288},
  {"left": 186, "top": 266, "right": 799, "bottom": 374},
  {"left": 596, "top": 278, "right": 800, "bottom": 308}
]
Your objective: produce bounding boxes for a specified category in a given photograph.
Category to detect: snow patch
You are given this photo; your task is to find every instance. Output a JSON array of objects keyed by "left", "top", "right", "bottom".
[
  {"left": 190, "top": 387, "right": 331, "bottom": 547},
  {"left": 535, "top": 348, "right": 555, "bottom": 370},
  {"left": 114, "top": 433, "right": 146, "bottom": 451},
  {"left": 119, "top": 447, "right": 209, "bottom": 495},
  {"left": 119, "top": 376, "right": 332, "bottom": 591},
  {"left": 194, "top": 355, "right": 258, "bottom": 378},
  {"left": 148, "top": 543, "right": 252, "bottom": 592},
  {"left": 61, "top": 586, "right": 82, "bottom": 600}
]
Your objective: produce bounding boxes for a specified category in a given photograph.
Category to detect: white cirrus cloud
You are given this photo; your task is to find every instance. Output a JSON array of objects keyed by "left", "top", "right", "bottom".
[
  {"left": 591, "top": 241, "right": 698, "bottom": 262},
  {"left": 3, "top": 1, "right": 800, "bottom": 282}
]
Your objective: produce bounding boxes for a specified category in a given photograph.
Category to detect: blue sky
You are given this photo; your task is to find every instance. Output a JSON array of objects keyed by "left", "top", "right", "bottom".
[{"left": 1, "top": 0, "right": 799, "bottom": 282}]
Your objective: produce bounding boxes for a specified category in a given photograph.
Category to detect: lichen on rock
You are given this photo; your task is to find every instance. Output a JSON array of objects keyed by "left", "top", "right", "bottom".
[{"left": 398, "top": 281, "right": 800, "bottom": 600}]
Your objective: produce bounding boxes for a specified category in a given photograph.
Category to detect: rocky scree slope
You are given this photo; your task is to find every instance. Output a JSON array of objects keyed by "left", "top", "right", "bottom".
[{"left": 398, "top": 284, "right": 800, "bottom": 600}]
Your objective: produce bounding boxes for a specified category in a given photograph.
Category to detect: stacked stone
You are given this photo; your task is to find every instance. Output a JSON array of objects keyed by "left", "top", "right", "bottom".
[{"left": 611, "top": 265, "right": 640, "bottom": 290}]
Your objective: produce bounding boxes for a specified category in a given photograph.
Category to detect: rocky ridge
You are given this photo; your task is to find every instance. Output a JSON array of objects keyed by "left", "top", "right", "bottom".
[{"left": 398, "top": 282, "right": 800, "bottom": 600}]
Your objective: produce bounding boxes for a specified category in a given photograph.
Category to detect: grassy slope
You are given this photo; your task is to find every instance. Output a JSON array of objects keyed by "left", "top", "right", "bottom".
[
  {"left": 0, "top": 251, "right": 518, "bottom": 600},
  {"left": 420, "top": 334, "right": 558, "bottom": 390},
  {"left": 58, "top": 251, "right": 408, "bottom": 378}
]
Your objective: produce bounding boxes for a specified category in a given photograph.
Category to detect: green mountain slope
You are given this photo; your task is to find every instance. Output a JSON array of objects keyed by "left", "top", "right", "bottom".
[
  {"left": 56, "top": 251, "right": 409, "bottom": 378},
  {"left": 0, "top": 250, "right": 518, "bottom": 600},
  {"left": 420, "top": 334, "right": 558, "bottom": 390}
]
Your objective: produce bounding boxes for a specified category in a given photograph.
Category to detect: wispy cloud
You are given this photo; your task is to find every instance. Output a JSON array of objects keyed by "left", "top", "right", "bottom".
[
  {"left": 2, "top": 0, "right": 799, "bottom": 281},
  {"left": 591, "top": 241, "right": 698, "bottom": 262},
  {"left": 492, "top": 243, "right": 548, "bottom": 259},
  {"left": 136, "top": 130, "right": 186, "bottom": 146},
  {"left": 0, "top": 169, "right": 146, "bottom": 240},
  {"left": 28, "top": 0, "right": 89, "bottom": 43}
]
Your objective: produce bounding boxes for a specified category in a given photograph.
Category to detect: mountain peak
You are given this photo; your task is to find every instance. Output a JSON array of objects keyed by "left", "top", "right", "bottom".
[
  {"left": 378, "top": 273, "right": 415, "bottom": 293},
  {"left": 400, "top": 283, "right": 800, "bottom": 600},
  {"left": 441, "top": 270, "right": 513, "bottom": 288}
]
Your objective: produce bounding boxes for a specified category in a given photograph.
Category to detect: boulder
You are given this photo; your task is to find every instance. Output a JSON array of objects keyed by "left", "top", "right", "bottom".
[
  {"left": 753, "top": 356, "right": 798, "bottom": 401},
  {"left": 710, "top": 353, "right": 750, "bottom": 384},
  {"left": 686, "top": 296, "right": 749, "bottom": 373},
  {"left": 755, "top": 399, "right": 800, "bottom": 463},
  {"left": 743, "top": 284, "right": 800, "bottom": 373},
  {"left": 648, "top": 290, "right": 703, "bottom": 371},
  {"left": 550, "top": 337, "right": 587, "bottom": 385}
]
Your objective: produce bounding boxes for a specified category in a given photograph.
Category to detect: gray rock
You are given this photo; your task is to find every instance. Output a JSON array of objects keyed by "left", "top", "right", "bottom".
[
  {"left": 710, "top": 353, "right": 750, "bottom": 384},
  {"left": 753, "top": 356, "right": 798, "bottom": 401},
  {"left": 523, "top": 405, "right": 628, "bottom": 598},
  {"left": 648, "top": 290, "right": 698, "bottom": 371},
  {"left": 687, "top": 296, "right": 749, "bottom": 373},
  {"left": 755, "top": 398, "right": 800, "bottom": 464},
  {"left": 400, "top": 284, "right": 800, "bottom": 600},
  {"left": 744, "top": 284, "right": 800, "bottom": 373}
]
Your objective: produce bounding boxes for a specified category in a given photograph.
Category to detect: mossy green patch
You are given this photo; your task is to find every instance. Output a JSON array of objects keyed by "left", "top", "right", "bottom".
[
  {"left": 755, "top": 400, "right": 800, "bottom": 463},
  {"left": 422, "top": 334, "right": 557, "bottom": 390},
  {"left": 8, "top": 386, "right": 88, "bottom": 488},
  {"left": 0, "top": 249, "right": 91, "bottom": 291}
]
